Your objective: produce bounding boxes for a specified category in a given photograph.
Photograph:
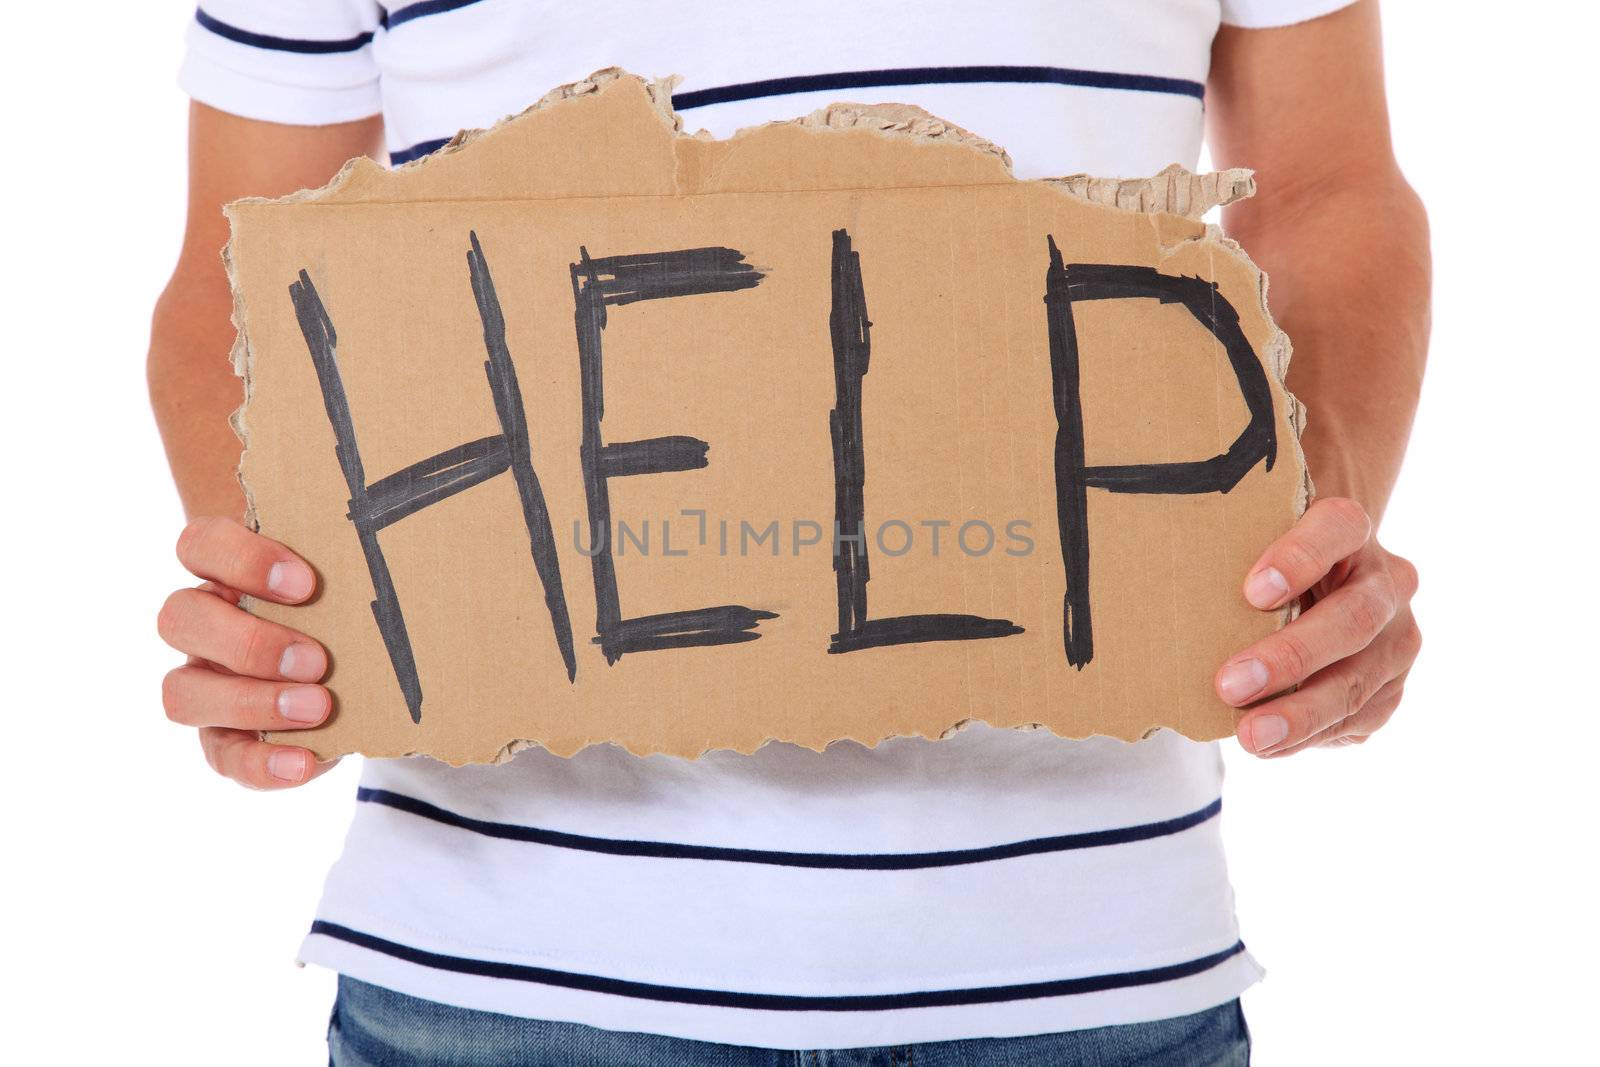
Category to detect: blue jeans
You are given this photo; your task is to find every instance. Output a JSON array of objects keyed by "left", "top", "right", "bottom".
[{"left": 328, "top": 976, "right": 1250, "bottom": 1066}]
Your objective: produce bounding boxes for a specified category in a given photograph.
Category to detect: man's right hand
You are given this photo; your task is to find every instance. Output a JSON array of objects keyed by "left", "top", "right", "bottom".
[{"left": 158, "top": 516, "right": 337, "bottom": 789}]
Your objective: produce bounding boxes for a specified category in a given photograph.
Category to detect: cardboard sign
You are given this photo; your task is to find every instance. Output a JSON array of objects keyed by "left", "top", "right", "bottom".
[{"left": 228, "top": 71, "right": 1307, "bottom": 764}]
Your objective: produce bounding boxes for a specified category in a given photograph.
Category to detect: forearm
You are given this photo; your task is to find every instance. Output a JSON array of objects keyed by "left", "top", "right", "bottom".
[
  {"left": 1205, "top": 1, "right": 1428, "bottom": 523},
  {"left": 149, "top": 266, "right": 247, "bottom": 520},
  {"left": 150, "top": 105, "right": 384, "bottom": 520},
  {"left": 1224, "top": 173, "right": 1430, "bottom": 521}
]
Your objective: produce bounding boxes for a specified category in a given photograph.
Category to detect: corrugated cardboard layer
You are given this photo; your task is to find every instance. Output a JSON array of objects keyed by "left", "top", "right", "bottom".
[{"left": 229, "top": 70, "right": 1307, "bottom": 764}]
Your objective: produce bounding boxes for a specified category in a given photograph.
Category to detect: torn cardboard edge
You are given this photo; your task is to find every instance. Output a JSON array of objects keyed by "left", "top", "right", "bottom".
[
  {"left": 228, "top": 68, "right": 1310, "bottom": 764},
  {"left": 230, "top": 69, "right": 1306, "bottom": 524}
]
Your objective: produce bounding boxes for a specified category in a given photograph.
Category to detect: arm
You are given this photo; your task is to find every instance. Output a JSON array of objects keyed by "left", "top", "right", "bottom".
[
  {"left": 151, "top": 103, "right": 383, "bottom": 517},
  {"left": 1205, "top": 0, "right": 1429, "bottom": 755},
  {"left": 150, "top": 103, "right": 382, "bottom": 787}
]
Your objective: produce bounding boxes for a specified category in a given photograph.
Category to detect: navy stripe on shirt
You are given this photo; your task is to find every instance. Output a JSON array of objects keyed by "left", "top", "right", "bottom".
[
  {"left": 673, "top": 65, "right": 1205, "bottom": 109},
  {"left": 310, "top": 920, "right": 1247, "bottom": 1010},
  {"left": 390, "top": 137, "right": 452, "bottom": 166},
  {"left": 381, "top": 0, "right": 490, "bottom": 30},
  {"left": 194, "top": 8, "right": 374, "bottom": 54},
  {"left": 385, "top": 63, "right": 1205, "bottom": 166},
  {"left": 356, "top": 786, "right": 1222, "bottom": 870}
]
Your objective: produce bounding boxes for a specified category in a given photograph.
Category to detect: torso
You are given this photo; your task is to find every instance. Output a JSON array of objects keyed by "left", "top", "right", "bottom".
[{"left": 294, "top": 0, "right": 1260, "bottom": 1048}]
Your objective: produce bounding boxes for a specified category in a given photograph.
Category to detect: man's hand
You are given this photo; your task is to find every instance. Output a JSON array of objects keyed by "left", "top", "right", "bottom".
[
  {"left": 149, "top": 107, "right": 380, "bottom": 787},
  {"left": 1217, "top": 497, "right": 1420, "bottom": 757},
  {"left": 1206, "top": 0, "right": 1428, "bottom": 757},
  {"left": 158, "top": 517, "right": 336, "bottom": 788}
]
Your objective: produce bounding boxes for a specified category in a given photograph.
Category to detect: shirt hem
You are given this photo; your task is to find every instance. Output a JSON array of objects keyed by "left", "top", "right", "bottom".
[
  {"left": 296, "top": 930, "right": 1265, "bottom": 1049},
  {"left": 1221, "top": 0, "right": 1359, "bottom": 29},
  {"left": 179, "top": 50, "right": 382, "bottom": 126}
]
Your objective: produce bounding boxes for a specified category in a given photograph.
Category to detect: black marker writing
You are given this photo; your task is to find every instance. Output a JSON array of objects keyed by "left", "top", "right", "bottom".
[
  {"left": 827, "top": 228, "right": 1024, "bottom": 654},
  {"left": 571, "top": 245, "right": 777, "bottom": 663},
  {"left": 1043, "top": 238, "right": 1277, "bottom": 668},
  {"left": 290, "top": 231, "right": 576, "bottom": 723}
]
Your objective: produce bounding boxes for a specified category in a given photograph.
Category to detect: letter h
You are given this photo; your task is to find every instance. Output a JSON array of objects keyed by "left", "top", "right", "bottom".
[{"left": 288, "top": 232, "right": 575, "bottom": 724}]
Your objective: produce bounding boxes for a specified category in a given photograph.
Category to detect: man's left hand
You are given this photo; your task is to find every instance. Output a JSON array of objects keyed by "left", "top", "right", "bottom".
[{"left": 1216, "top": 497, "right": 1421, "bottom": 757}]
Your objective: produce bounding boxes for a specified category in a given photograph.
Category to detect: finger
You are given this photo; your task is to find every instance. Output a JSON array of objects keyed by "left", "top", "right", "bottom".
[
  {"left": 158, "top": 587, "right": 327, "bottom": 682},
  {"left": 176, "top": 516, "right": 317, "bottom": 604},
  {"left": 196, "top": 581, "right": 241, "bottom": 607},
  {"left": 1271, "top": 675, "right": 1407, "bottom": 757},
  {"left": 199, "top": 728, "right": 337, "bottom": 789},
  {"left": 1332, "top": 672, "right": 1406, "bottom": 741},
  {"left": 1216, "top": 567, "right": 1399, "bottom": 706},
  {"left": 1235, "top": 643, "right": 1399, "bottom": 756},
  {"left": 1290, "top": 607, "right": 1418, "bottom": 735},
  {"left": 164, "top": 665, "right": 331, "bottom": 731},
  {"left": 1242, "top": 497, "right": 1371, "bottom": 610}
]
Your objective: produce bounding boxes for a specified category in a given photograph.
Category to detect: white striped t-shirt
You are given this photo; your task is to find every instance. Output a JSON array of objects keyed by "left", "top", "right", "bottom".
[{"left": 181, "top": 0, "right": 1353, "bottom": 1049}]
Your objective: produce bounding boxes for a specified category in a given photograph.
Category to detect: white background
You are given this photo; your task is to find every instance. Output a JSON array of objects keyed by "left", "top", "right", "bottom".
[{"left": 2, "top": 3, "right": 1595, "bottom": 1063}]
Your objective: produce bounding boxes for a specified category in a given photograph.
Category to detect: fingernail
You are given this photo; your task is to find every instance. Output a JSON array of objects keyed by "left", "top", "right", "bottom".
[
  {"left": 278, "top": 643, "right": 325, "bottom": 682},
  {"left": 1244, "top": 566, "right": 1290, "bottom": 610},
  {"left": 267, "top": 750, "right": 307, "bottom": 782},
  {"left": 267, "top": 561, "right": 314, "bottom": 601},
  {"left": 277, "top": 686, "right": 328, "bottom": 724},
  {"left": 1218, "top": 658, "right": 1270, "bottom": 704},
  {"left": 1249, "top": 714, "right": 1289, "bottom": 753}
]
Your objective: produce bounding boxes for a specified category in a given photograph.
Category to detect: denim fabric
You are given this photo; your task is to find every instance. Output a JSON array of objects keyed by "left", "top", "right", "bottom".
[{"left": 328, "top": 976, "right": 1250, "bottom": 1066}]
